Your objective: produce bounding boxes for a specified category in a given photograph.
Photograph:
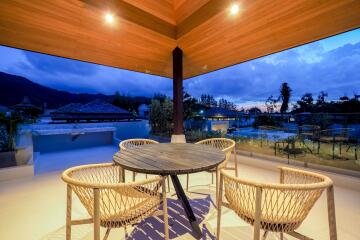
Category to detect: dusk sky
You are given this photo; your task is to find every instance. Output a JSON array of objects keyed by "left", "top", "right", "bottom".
[{"left": 0, "top": 29, "right": 359, "bottom": 109}]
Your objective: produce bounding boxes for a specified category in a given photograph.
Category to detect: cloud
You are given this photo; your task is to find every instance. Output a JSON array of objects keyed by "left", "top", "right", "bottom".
[
  {"left": 1, "top": 47, "right": 172, "bottom": 96},
  {"left": 23, "top": 51, "right": 98, "bottom": 76},
  {"left": 185, "top": 41, "right": 360, "bottom": 106},
  {"left": 0, "top": 29, "right": 359, "bottom": 102}
]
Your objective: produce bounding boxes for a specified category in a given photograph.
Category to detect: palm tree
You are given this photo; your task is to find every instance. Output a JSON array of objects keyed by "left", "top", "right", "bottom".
[{"left": 280, "top": 82, "right": 292, "bottom": 114}]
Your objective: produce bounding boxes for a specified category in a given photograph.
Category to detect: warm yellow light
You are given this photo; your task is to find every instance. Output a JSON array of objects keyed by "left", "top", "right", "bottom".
[
  {"left": 230, "top": 3, "right": 240, "bottom": 15},
  {"left": 105, "top": 13, "right": 114, "bottom": 24}
]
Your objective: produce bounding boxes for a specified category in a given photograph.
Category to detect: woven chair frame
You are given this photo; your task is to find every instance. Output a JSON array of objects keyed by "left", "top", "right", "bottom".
[
  {"left": 62, "top": 163, "right": 169, "bottom": 240},
  {"left": 119, "top": 138, "right": 159, "bottom": 182},
  {"left": 119, "top": 138, "right": 159, "bottom": 151},
  {"left": 216, "top": 167, "right": 337, "bottom": 240},
  {"left": 186, "top": 138, "right": 237, "bottom": 205}
]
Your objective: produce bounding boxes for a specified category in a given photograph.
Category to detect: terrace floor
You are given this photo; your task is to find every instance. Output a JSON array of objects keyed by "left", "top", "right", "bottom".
[{"left": 0, "top": 147, "right": 359, "bottom": 240}]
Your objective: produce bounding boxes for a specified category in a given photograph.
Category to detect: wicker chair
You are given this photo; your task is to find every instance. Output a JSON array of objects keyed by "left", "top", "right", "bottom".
[
  {"left": 62, "top": 163, "right": 169, "bottom": 240},
  {"left": 217, "top": 167, "right": 337, "bottom": 240},
  {"left": 119, "top": 139, "right": 159, "bottom": 181},
  {"left": 186, "top": 138, "right": 236, "bottom": 203}
]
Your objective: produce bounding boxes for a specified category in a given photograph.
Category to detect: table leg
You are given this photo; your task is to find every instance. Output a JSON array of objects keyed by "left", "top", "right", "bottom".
[{"left": 170, "top": 175, "right": 202, "bottom": 239}]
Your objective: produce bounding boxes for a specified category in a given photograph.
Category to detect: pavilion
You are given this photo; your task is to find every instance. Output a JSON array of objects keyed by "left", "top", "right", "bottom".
[
  {"left": 1, "top": 2, "right": 360, "bottom": 240},
  {"left": 1, "top": 0, "right": 359, "bottom": 141}
]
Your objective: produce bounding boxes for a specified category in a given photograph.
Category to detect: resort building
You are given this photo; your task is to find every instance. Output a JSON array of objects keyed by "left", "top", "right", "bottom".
[
  {"left": 51, "top": 99, "right": 134, "bottom": 123},
  {"left": 0, "top": 1, "right": 359, "bottom": 240}
]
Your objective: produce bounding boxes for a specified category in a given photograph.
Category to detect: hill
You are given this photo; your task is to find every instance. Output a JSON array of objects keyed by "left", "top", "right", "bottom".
[{"left": 0, "top": 72, "right": 150, "bottom": 109}]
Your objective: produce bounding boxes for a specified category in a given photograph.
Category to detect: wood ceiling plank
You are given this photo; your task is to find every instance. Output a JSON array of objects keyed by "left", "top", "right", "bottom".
[
  {"left": 123, "top": 0, "right": 175, "bottom": 25},
  {"left": 1, "top": 0, "right": 359, "bottom": 79},
  {"left": 0, "top": 0, "right": 175, "bottom": 78},
  {"left": 178, "top": 0, "right": 360, "bottom": 79},
  {"left": 81, "top": 0, "right": 176, "bottom": 39},
  {"left": 173, "top": 0, "right": 210, "bottom": 24}
]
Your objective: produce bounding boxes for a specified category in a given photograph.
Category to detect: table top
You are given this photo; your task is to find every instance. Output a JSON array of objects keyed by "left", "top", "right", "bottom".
[{"left": 113, "top": 143, "right": 226, "bottom": 175}]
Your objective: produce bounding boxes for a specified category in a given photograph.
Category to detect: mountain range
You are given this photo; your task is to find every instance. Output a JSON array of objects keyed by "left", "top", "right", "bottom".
[{"left": 0, "top": 72, "right": 150, "bottom": 109}]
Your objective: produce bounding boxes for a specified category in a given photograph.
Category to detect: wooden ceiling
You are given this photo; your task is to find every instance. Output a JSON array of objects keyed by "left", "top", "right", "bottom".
[{"left": 0, "top": 0, "right": 359, "bottom": 79}]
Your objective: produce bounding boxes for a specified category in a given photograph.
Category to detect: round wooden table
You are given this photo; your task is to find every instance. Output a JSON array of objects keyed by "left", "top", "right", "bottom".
[{"left": 113, "top": 143, "right": 226, "bottom": 238}]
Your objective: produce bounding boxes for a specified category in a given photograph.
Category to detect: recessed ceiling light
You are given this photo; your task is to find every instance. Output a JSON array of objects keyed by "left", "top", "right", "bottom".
[
  {"left": 230, "top": 3, "right": 240, "bottom": 15},
  {"left": 105, "top": 13, "right": 114, "bottom": 24}
]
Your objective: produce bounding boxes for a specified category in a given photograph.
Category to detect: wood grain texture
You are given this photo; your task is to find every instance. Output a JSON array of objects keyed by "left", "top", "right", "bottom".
[
  {"left": 82, "top": 0, "right": 176, "bottom": 38},
  {"left": 173, "top": 0, "right": 210, "bottom": 24},
  {"left": 113, "top": 143, "right": 226, "bottom": 175},
  {"left": 124, "top": 0, "right": 175, "bottom": 25},
  {"left": 178, "top": 0, "right": 360, "bottom": 78},
  {"left": 0, "top": 0, "right": 359, "bottom": 79},
  {"left": 0, "top": 0, "right": 176, "bottom": 77}
]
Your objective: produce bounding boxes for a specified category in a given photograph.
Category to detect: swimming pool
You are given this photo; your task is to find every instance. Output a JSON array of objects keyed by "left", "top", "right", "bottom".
[{"left": 229, "top": 127, "right": 296, "bottom": 141}]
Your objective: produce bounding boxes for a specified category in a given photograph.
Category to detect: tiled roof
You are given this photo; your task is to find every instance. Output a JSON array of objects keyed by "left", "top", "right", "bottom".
[{"left": 54, "top": 99, "right": 130, "bottom": 114}]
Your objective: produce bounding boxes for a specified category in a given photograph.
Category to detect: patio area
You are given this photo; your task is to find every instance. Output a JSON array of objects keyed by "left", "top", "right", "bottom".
[
  {"left": 1, "top": 150, "right": 359, "bottom": 240},
  {"left": 1, "top": 1, "right": 360, "bottom": 240}
]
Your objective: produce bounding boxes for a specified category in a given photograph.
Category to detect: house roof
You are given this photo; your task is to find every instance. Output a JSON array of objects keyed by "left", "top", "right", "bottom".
[
  {"left": 0, "top": 1, "right": 359, "bottom": 79},
  {"left": 53, "top": 99, "right": 130, "bottom": 114},
  {"left": 12, "top": 97, "right": 41, "bottom": 110},
  {"left": 205, "top": 107, "right": 238, "bottom": 118}
]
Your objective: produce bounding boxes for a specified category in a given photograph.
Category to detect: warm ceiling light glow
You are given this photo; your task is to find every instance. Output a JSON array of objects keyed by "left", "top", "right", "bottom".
[
  {"left": 105, "top": 13, "right": 114, "bottom": 24},
  {"left": 230, "top": 3, "right": 240, "bottom": 15}
]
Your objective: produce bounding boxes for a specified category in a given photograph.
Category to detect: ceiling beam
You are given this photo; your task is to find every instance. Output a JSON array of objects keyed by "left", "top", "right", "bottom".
[
  {"left": 82, "top": 0, "right": 176, "bottom": 39},
  {"left": 176, "top": 0, "right": 230, "bottom": 39}
]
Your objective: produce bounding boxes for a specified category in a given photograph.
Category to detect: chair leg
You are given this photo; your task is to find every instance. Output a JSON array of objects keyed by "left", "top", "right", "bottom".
[
  {"left": 162, "top": 177, "right": 169, "bottom": 240},
  {"left": 215, "top": 169, "right": 219, "bottom": 206},
  {"left": 262, "top": 231, "right": 269, "bottom": 240},
  {"left": 234, "top": 147, "right": 238, "bottom": 177},
  {"left": 253, "top": 187, "right": 262, "bottom": 240},
  {"left": 167, "top": 176, "right": 170, "bottom": 192},
  {"left": 287, "top": 231, "right": 313, "bottom": 240},
  {"left": 66, "top": 185, "right": 72, "bottom": 240},
  {"left": 280, "top": 232, "right": 284, "bottom": 240},
  {"left": 94, "top": 188, "right": 100, "bottom": 240},
  {"left": 327, "top": 185, "right": 337, "bottom": 240},
  {"left": 216, "top": 173, "right": 224, "bottom": 240},
  {"left": 103, "top": 228, "right": 111, "bottom": 240},
  {"left": 132, "top": 171, "right": 136, "bottom": 182},
  {"left": 186, "top": 173, "right": 189, "bottom": 192}
]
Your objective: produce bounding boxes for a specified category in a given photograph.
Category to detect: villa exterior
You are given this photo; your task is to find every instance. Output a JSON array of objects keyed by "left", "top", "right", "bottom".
[
  {"left": 0, "top": 1, "right": 360, "bottom": 240},
  {"left": 51, "top": 99, "right": 134, "bottom": 122}
]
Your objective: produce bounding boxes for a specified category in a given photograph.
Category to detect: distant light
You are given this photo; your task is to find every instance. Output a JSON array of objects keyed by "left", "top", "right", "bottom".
[
  {"left": 230, "top": 3, "right": 240, "bottom": 15},
  {"left": 105, "top": 13, "right": 114, "bottom": 24}
]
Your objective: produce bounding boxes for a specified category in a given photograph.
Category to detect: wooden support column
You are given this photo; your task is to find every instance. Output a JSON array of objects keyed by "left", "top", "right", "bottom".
[{"left": 171, "top": 47, "right": 185, "bottom": 143}]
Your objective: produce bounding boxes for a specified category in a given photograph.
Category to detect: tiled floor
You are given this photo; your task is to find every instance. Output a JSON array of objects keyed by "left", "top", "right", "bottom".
[{"left": 0, "top": 148, "right": 359, "bottom": 240}]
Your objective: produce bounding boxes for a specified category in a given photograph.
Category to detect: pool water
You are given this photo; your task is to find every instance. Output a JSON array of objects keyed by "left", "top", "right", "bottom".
[{"left": 230, "top": 127, "right": 296, "bottom": 141}]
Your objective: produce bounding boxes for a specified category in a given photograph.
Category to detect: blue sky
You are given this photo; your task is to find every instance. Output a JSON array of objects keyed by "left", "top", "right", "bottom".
[{"left": 0, "top": 29, "right": 359, "bottom": 109}]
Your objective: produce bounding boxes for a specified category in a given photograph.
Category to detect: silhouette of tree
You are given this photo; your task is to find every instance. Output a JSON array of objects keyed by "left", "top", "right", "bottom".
[
  {"left": 296, "top": 93, "right": 314, "bottom": 112},
  {"left": 279, "top": 82, "right": 292, "bottom": 114},
  {"left": 265, "top": 95, "right": 279, "bottom": 113}
]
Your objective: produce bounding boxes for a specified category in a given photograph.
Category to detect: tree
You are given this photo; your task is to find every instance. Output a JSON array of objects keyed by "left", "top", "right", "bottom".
[
  {"left": 265, "top": 95, "right": 279, "bottom": 113},
  {"left": 112, "top": 91, "right": 122, "bottom": 107},
  {"left": 247, "top": 107, "right": 261, "bottom": 114},
  {"left": 199, "top": 94, "right": 217, "bottom": 107},
  {"left": 218, "top": 98, "right": 237, "bottom": 111},
  {"left": 149, "top": 97, "right": 173, "bottom": 136},
  {"left": 317, "top": 91, "right": 328, "bottom": 105},
  {"left": 279, "top": 82, "right": 292, "bottom": 114},
  {"left": 183, "top": 92, "right": 198, "bottom": 120},
  {"left": 339, "top": 95, "right": 349, "bottom": 101},
  {"left": 296, "top": 93, "right": 314, "bottom": 112},
  {"left": 0, "top": 113, "right": 22, "bottom": 152}
]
